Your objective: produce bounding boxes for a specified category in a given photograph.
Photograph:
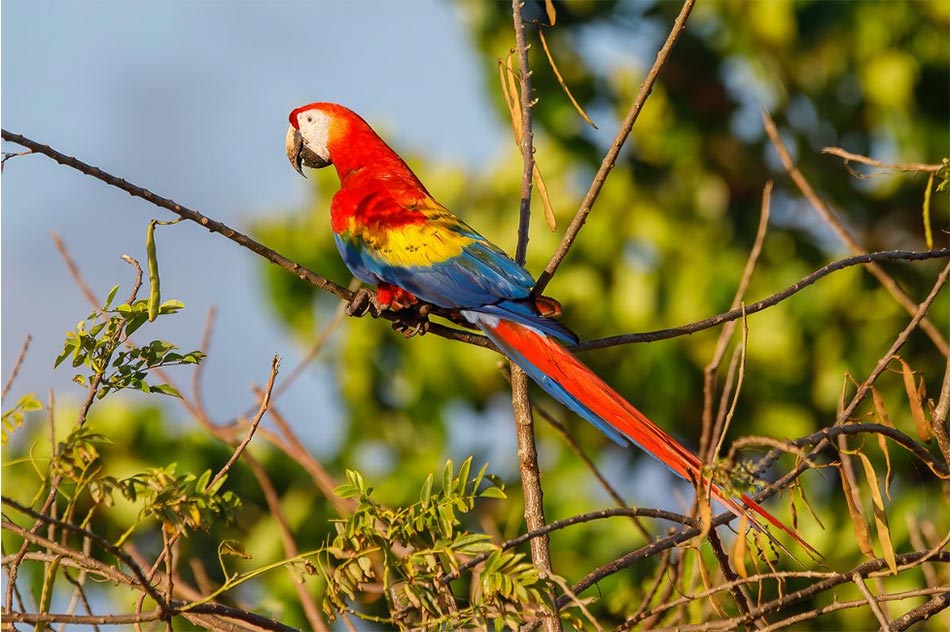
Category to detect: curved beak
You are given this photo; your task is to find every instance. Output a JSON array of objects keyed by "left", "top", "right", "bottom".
[
  {"left": 286, "top": 125, "right": 329, "bottom": 177},
  {"left": 286, "top": 126, "right": 306, "bottom": 177}
]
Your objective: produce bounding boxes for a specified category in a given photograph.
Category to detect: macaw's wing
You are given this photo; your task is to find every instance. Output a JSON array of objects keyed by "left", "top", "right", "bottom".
[
  {"left": 339, "top": 197, "right": 534, "bottom": 307},
  {"left": 335, "top": 188, "right": 577, "bottom": 343}
]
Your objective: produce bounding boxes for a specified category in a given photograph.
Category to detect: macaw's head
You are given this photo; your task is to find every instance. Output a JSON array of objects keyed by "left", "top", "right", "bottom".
[
  {"left": 286, "top": 102, "right": 420, "bottom": 188},
  {"left": 286, "top": 102, "right": 368, "bottom": 176}
]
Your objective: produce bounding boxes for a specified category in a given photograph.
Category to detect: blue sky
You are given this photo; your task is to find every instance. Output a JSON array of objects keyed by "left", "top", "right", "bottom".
[{"left": 2, "top": 0, "right": 507, "bottom": 454}]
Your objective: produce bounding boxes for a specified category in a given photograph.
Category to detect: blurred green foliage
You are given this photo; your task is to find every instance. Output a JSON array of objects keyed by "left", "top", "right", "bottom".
[
  {"left": 4, "top": 1, "right": 948, "bottom": 629},
  {"left": 253, "top": 0, "right": 948, "bottom": 626}
]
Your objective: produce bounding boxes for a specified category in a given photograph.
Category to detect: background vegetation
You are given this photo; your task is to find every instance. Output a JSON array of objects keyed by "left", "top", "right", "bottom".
[{"left": 3, "top": 1, "right": 948, "bottom": 630}]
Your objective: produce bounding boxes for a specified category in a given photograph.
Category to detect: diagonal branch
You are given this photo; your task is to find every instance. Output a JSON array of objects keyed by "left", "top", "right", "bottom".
[
  {"left": 0, "top": 129, "right": 490, "bottom": 350},
  {"left": 761, "top": 111, "right": 948, "bottom": 356},
  {"left": 533, "top": 0, "right": 695, "bottom": 295},
  {"left": 574, "top": 248, "right": 950, "bottom": 351}
]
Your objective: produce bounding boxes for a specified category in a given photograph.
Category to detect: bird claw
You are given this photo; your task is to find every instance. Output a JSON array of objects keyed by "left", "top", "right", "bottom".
[
  {"left": 346, "top": 288, "right": 385, "bottom": 318},
  {"left": 391, "top": 303, "right": 431, "bottom": 338}
]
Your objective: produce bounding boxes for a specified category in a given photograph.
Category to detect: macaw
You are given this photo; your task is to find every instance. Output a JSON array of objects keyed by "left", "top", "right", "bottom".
[{"left": 286, "top": 102, "right": 816, "bottom": 556}]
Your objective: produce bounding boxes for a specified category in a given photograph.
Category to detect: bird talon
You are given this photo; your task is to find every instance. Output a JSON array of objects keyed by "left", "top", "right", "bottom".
[
  {"left": 391, "top": 302, "right": 431, "bottom": 338},
  {"left": 346, "top": 288, "right": 384, "bottom": 318}
]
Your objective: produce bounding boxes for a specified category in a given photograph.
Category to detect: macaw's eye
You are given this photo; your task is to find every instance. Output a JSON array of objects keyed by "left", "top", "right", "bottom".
[{"left": 307, "top": 115, "right": 313, "bottom": 123}]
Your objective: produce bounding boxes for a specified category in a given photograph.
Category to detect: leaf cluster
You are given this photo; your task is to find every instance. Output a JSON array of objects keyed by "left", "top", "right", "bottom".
[
  {"left": 319, "top": 457, "right": 559, "bottom": 630},
  {"left": 54, "top": 284, "right": 204, "bottom": 399}
]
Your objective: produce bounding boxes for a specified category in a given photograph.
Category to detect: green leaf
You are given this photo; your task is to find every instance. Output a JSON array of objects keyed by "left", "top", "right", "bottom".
[
  {"left": 479, "top": 485, "right": 507, "bottom": 500},
  {"left": 104, "top": 284, "right": 120, "bottom": 310},
  {"left": 420, "top": 472, "right": 433, "bottom": 507},
  {"left": 218, "top": 539, "right": 252, "bottom": 559},
  {"left": 158, "top": 299, "right": 185, "bottom": 314},
  {"left": 150, "top": 383, "right": 182, "bottom": 398}
]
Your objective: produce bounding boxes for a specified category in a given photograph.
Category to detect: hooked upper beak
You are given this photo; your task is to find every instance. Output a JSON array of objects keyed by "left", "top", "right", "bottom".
[{"left": 286, "top": 125, "right": 329, "bottom": 177}]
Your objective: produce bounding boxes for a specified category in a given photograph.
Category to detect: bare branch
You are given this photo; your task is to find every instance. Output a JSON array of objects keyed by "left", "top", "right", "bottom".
[
  {"left": 206, "top": 355, "right": 280, "bottom": 493},
  {"left": 852, "top": 572, "right": 893, "bottom": 631},
  {"left": 761, "top": 111, "right": 948, "bottom": 356},
  {"left": 821, "top": 147, "right": 943, "bottom": 174},
  {"left": 2, "top": 334, "right": 32, "bottom": 401},
  {"left": 701, "top": 183, "right": 771, "bottom": 462},
  {"left": 575, "top": 249, "right": 950, "bottom": 351},
  {"left": 533, "top": 0, "right": 695, "bottom": 294},
  {"left": 889, "top": 591, "right": 950, "bottom": 631},
  {"left": 2, "top": 129, "right": 491, "bottom": 350},
  {"left": 442, "top": 506, "right": 695, "bottom": 584},
  {"left": 512, "top": 0, "right": 536, "bottom": 266}
]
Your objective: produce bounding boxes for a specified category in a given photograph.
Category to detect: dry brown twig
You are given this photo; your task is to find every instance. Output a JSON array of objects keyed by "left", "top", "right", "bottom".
[
  {"left": 1, "top": 334, "right": 32, "bottom": 401},
  {"left": 762, "top": 111, "right": 948, "bottom": 356},
  {"left": 700, "top": 182, "right": 772, "bottom": 463},
  {"left": 508, "top": 3, "right": 560, "bottom": 631},
  {"left": 533, "top": 0, "right": 696, "bottom": 295},
  {"left": 821, "top": 146, "right": 943, "bottom": 175}
]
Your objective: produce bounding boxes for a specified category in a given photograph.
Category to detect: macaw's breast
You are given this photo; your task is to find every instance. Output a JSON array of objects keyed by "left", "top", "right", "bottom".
[{"left": 332, "top": 187, "right": 477, "bottom": 268}]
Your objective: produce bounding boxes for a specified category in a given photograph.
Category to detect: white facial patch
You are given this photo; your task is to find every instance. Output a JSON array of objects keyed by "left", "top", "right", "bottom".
[{"left": 296, "top": 110, "right": 332, "bottom": 164}]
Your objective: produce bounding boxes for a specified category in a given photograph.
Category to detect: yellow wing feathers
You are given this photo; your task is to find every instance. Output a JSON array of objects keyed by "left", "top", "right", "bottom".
[{"left": 345, "top": 204, "right": 478, "bottom": 267}]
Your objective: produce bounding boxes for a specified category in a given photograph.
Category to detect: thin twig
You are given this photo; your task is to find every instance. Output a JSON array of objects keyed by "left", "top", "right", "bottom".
[
  {"left": 574, "top": 249, "right": 950, "bottom": 351},
  {"left": 656, "top": 551, "right": 950, "bottom": 632},
  {"left": 852, "top": 572, "right": 893, "bottom": 631},
  {"left": 707, "top": 530, "right": 762, "bottom": 630},
  {"left": 268, "top": 278, "right": 356, "bottom": 403},
  {"left": 1, "top": 148, "right": 33, "bottom": 170},
  {"left": 261, "top": 403, "right": 353, "bottom": 515},
  {"left": 750, "top": 421, "right": 950, "bottom": 479},
  {"left": 441, "top": 506, "right": 695, "bottom": 584},
  {"left": 191, "top": 305, "right": 217, "bottom": 421},
  {"left": 2, "top": 334, "right": 32, "bottom": 401},
  {"left": 533, "top": 0, "right": 695, "bottom": 294},
  {"left": 1, "top": 498, "right": 166, "bottom": 608},
  {"left": 52, "top": 232, "right": 100, "bottom": 307},
  {"left": 512, "top": 0, "right": 536, "bottom": 266},
  {"left": 2, "top": 129, "right": 490, "bottom": 350},
  {"left": 207, "top": 355, "right": 280, "bottom": 503},
  {"left": 701, "top": 183, "right": 771, "bottom": 462},
  {"left": 120, "top": 255, "right": 144, "bottom": 304},
  {"left": 761, "top": 111, "right": 948, "bottom": 356},
  {"left": 821, "top": 147, "right": 943, "bottom": 174}
]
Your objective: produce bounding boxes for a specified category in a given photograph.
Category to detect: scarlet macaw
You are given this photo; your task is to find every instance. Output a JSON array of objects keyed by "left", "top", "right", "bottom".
[{"left": 286, "top": 102, "right": 815, "bottom": 555}]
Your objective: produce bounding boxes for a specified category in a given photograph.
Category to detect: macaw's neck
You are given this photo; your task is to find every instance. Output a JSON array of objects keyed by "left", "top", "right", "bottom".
[{"left": 327, "top": 118, "right": 426, "bottom": 192}]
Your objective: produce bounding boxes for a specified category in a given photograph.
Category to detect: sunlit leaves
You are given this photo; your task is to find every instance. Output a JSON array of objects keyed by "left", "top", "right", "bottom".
[
  {"left": 1, "top": 393, "right": 42, "bottom": 446},
  {"left": 54, "top": 287, "right": 203, "bottom": 400},
  {"left": 317, "top": 457, "right": 558, "bottom": 630}
]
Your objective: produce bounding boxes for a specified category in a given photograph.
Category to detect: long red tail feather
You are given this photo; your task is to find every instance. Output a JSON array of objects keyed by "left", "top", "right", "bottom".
[{"left": 474, "top": 314, "right": 819, "bottom": 558}]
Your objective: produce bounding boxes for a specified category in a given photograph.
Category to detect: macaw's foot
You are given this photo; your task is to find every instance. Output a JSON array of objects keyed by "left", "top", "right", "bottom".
[
  {"left": 392, "top": 302, "right": 431, "bottom": 338},
  {"left": 345, "top": 287, "right": 384, "bottom": 318},
  {"left": 534, "top": 295, "right": 564, "bottom": 319}
]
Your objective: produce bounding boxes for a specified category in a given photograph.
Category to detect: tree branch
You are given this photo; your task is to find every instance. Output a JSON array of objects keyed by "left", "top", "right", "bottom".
[
  {"left": 510, "top": 3, "right": 558, "bottom": 630},
  {"left": 533, "top": 0, "right": 695, "bottom": 294},
  {"left": 574, "top": 249, "right": 950, "bottom": 351},
  {"left": 512, "top": 0, "right": 535, "bottom": 266},
  {"left": 761, "top": 111, "right": 948, "bottom": 356},
  {"left": 0, "top": 129, "right": 492, "bottom": 350}
]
